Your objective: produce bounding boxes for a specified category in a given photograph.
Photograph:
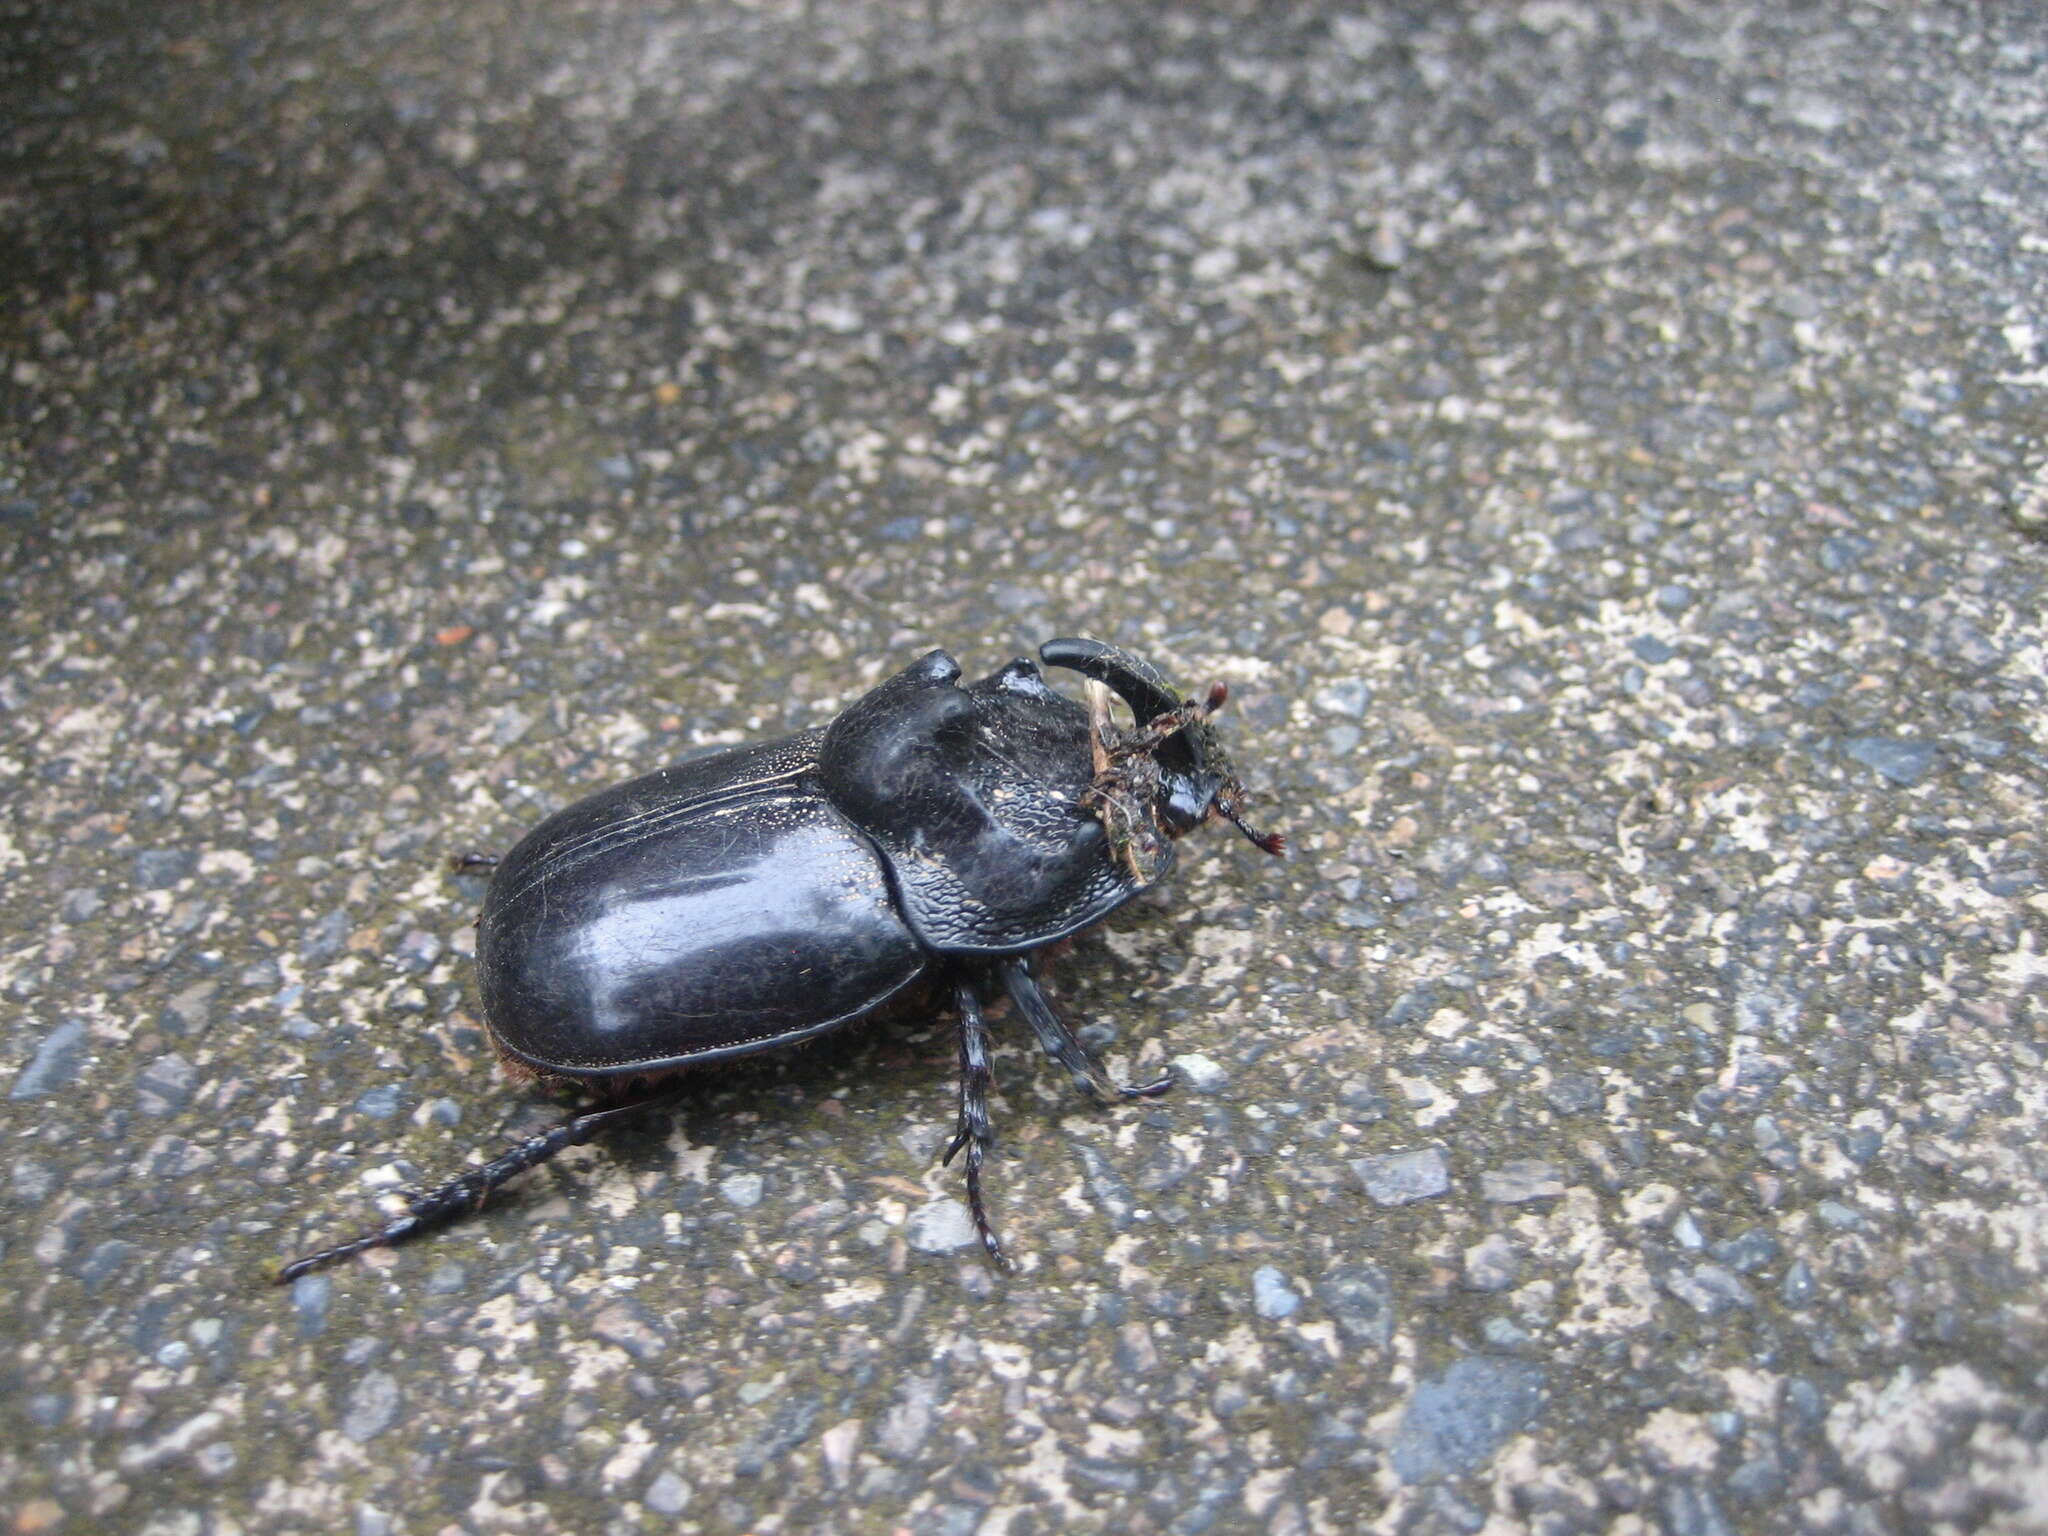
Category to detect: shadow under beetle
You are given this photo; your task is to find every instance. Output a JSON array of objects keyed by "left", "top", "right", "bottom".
[{"left": 279, "top": 637, "right": 1282, "bottom": 1281}]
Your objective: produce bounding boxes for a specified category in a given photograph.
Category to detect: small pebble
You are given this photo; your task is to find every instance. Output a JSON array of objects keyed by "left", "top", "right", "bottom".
[
  {"left": 135, "top": 848, "right": 199, "bottom": 888},
  {"left": 1781, "top": 1260, "right": 1817, "bottom": 1307},
  {"left": 353, "top": 1084, "right": 403, "bottom": 1120},
  {"left": 1312, "top": 679, "right": 1373, "bottom": 717},
  {"left": 1462, "top": 1234, "right": 1521, "bottom": 1292},
  {"left": 1364, "top": 219, "right": 1407, "bottom": 270},
  {"left": 1171, "top": 1053, "right": 1229, "bottom": 1092},
  {"left": 291, "top": 1273, "right": 333, "bottom": 1335},
  {"left": 645, "top": 1471, "right": 692, "bottom": 1515},
  {"left": 1353, "top": 1148, "right": 1451, "bottom": 1207},
  {"left": 1252, "top": 1266, "right": 1300, "bottom": 1320},
  {"left": 10, "top": 1019, "right": 90, "bottom": 1100},
  {"left": 1843, "top": 737, "right": 1937, "bottom": 786},
  {"left": 1479, "top": 1160, "right": 1565, "bottom": 1204},
  {"left": 719, "top": 1173, "right": 765, "bottom": 1208},
  {"left": 341, "top": 1371, "right": 401, "bottom": 1442},
  {"left": 906, "top": 1199, "right": 976, "bottom": 1254}
]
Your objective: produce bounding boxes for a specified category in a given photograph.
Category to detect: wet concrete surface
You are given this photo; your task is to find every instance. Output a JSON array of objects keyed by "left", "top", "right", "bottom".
[{"left": 4, "top": 3, "right": 2046, "bottom": 1532}]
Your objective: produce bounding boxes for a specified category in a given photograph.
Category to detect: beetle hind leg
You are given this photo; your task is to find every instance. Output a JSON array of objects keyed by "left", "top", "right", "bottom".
[
  {"left": 275, "top": 1090, "right": 671, "bottom": 1284},
  {"left": 997, "top": 956, "right": 1173, "bottom": 1103},
  {"left": 942, "top": 977, "right": 1011, "bottom": 1271}
]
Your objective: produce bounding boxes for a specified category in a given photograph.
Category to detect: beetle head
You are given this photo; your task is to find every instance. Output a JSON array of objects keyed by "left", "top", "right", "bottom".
[{"left": 1040, "top": 637, "right": 1285, "bottom": 858}]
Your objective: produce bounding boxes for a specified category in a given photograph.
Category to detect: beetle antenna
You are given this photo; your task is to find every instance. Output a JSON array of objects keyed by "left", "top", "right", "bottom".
[{"left": 275, "top": 1089, "right": 677, "bottom": 1283}]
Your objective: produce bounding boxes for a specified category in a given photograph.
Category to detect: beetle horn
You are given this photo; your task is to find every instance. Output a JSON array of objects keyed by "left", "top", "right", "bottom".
[
  {"left": 1039, "top": 638, "right": 1183, "bottom": 726},
  {"left": 1043, "top": 636, "right": 1219, "bottom": 835},
  {"left": 1042, "top": 638, "right": 1282, "bottom": 855}
]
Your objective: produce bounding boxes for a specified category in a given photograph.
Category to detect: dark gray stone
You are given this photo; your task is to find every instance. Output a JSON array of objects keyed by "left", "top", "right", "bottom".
[
  {"left": 1252, "top": 1266, "right": 1300, "bottom": 1320},
  {"left": 1781, "top": 1260, "right": 1818, "bottom": 1307},
  {"left": 135, "top": 1053, "right": 199, "bottom": 1115},
  {"left": 290, "top": 1274, "right": 332, "bottom": 1337},
  {"left": 1655, "top": 584, "right": 1696, "bottom": 613},
  {"left": 1819, "top": 534, "right": 1875, "bottom": 570},
  {"left": 1726, "top": 1452, "right": 1786, "bottom": 1503},
  {"left": 878, "top": 1376, "right": 939, "bottom": 1459},
  {"left": 1389, "top": 1357, "right": 1546, "bottom": 1483},
  {"left": 1662, "top": 1482, "right": 1737, "bottom": 1536},
  {"left": 341, "top": 1371, "right": 401, "bottom": 1442},
  {"left": 10, "top": 1018, "right": 89, "bottom": 1099},
  {"left": 134, "top": 849, "right": 199, "bottom": 888},
  {"left": 1663, "top": 1263, "right": 1755, "bottom": 1316},
  {"left": 352, "top": 1084, "right": 403, "bottom": 1120},
  {"left": 644, "top": 1472, "right": 692, "bottom": 1516},
  {"left": 1815, "top": 1200, "right": 1865, "bottom": 1230},
  {"left": 1543, "top": 1073, "right": 1602, "bottom": 1115},
  {"left": 303, "top": 909, "right": 353, "bottom": 964},
  {"left": 735, "top": 1395, "right": 821, "bottom": 1476},
  {"left": 78, "top": 1239, "right": 140, "bottom": 1291},
  {"left": 393, "top": 930, "right": 443, "bottom": 972},
  {"left": 1077, "top": 1145, "right": 1136, "bottom": 1229},
  {"left": 1843, "top": 737, "right": 1938, "bottom": 786},
  {"left": 1462, "top": 1235, "right": 1521, "bottom": 1293},
  {"left": 1479, "top": 1161, "right": 1566, "bottom": 1204},
  {"left": 1710, "top": 1228, "right": 1780, "bottom": 1273},
  {"left": 1353, "top": 1148, "right": 1450, "bottom": 1207},
  {"left": 1317, "top": 1264, "right": 1395, "bottom": 1349},
  {"left": 1382, "top": 985, "right": 1440, "bottom": 1029},
  {"left": 1312, "top": 679, "right": 1373, "bottom": 717}
]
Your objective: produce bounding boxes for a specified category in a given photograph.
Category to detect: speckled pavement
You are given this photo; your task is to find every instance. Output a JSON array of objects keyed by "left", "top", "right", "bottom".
[{"left": 4, "top": 4, "right": 2046, "bottom": 1534}]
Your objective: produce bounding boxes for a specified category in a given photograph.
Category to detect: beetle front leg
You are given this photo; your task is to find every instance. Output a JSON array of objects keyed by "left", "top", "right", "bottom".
[
  {"left": 941, "top": 975, "right": 1011, "bottom": 1271},
  {"left": 997, "top": 956, "right": 1174, "bottom": 1103}
]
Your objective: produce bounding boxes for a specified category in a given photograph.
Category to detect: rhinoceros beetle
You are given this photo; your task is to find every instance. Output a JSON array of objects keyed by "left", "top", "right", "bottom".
[{"left": 279, "top": 637, "right": 1282, "bottom": 1281}]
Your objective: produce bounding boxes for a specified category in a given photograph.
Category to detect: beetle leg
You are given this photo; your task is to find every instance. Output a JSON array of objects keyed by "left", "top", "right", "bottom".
[
  {"left": 275, "top": 1091, "right": 672, "bottom": 1284},
  {"left": 449, "top": 851, "right": 500, "bottom": 873},
  {"left": 1118, "top": 681, "right": 1230, "bottom": 754},
  {"left": 940, "top": 976, "right": 1011, "bottom": 1271},
  {"left": 998, "top": 956, "right": 1174, "bottom": 1103}
]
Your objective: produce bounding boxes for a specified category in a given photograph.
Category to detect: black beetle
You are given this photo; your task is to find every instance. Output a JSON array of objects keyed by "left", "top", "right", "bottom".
[{"left": 279, "top": 637, "right": 1281, "bottom": 1281}]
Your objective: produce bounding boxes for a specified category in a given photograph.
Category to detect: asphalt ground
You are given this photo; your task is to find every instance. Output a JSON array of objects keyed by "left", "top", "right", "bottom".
[{"left": 3, "top": 3, "right": 2045, "bottom": 1533}]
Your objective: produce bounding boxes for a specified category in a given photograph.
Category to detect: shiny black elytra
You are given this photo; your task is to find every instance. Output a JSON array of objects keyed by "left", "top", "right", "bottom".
[{"left": 278, "top": 638, "right": 1282, "bottom": 1282}]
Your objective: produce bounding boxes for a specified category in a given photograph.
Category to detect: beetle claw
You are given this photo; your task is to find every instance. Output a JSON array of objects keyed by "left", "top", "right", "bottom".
[
  {"left": 965, "top": 1157, "right": 1012, "bottom": 1272},
  {"left": 1118, "top": 1069, "right": 1176, "bottom": 1100}
]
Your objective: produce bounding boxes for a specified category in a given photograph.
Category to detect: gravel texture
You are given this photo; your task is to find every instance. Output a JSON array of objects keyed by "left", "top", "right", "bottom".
[{"left": 4, "top": 3, "right": 2046, "bottom": 1534}]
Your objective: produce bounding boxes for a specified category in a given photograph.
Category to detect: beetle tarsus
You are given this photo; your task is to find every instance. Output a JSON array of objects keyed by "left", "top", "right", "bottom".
[
  {"left": 963, "top": 1155, "right": 1011, "bottom": 1271},
  {"left": 450, "top": 851, "right": 500, "bottom": 874},
  {"left": 1120, "top": 1069, "right": 1176, "bottom": 1099},
  {"left": 275, "top": 1092, "right": 670, "bottom": 1284}
]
